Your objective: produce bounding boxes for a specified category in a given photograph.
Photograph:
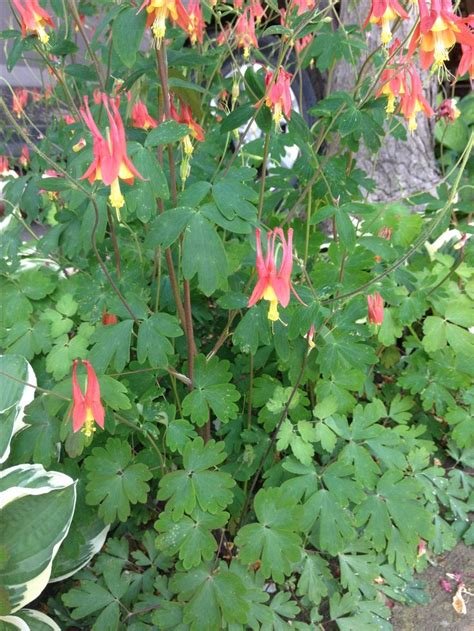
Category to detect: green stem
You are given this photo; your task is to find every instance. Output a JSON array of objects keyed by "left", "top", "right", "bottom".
[{"left": 257, "top": 133, "right": 271, "bottom": 221}]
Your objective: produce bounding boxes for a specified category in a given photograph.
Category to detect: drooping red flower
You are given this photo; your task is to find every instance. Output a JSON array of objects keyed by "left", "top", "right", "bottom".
[
  {"left": 63, "top": 114, "right": 76, "bottom": 125},
  {"left": 306, "top": 324, "right": 316, "bottom": 349},
  {"left": 12, "top": 88, "right": 28, "bottom": 118},
  {"left": 131, "top": 99, "right": 158, "bottom": 130},
  {"left": 186, "top": 0, "right": 205, "bottom": 45},
  {"left": 236, "top": 8, "right": 258, "bottom": 59},
  {"left": 457, "top": 19, "right": 474, "bottom": 79},
  {"left": 264, "top": 68, "right": 293, "bottom": 122},
  {"left": 72, "top": 359, "right": 105, "bottom": 437},
  {"left": 248, "top": 228, "right": 302, "bottom": 321},
  {"left": 0, "top": 156, "right": 10, "bottom": 176},
  {"left": 408, "top": 0, "right": 474, "bottom": 71},
  {"left": 250, "top": 0, "right": 265, "bottom": 24},
  {"left": 367, "top": 291, "right": 384, "bottom": 325},
  {"left": 376, "top": 39, "right": 407, "bottom": 114},
  {"left": 170, "top": 96, "right": 205, "bottom": 155},
  {"left": 138, "top": 0, "right": 189, "bottom": 46},
  {"left": 80, "top": 93, "right": 144, "bottom": 214},
  {"left": 399, "top": 66, "right": 434, "bottom": 132},
  {"left": 102, "top": 310, "right": 118, "bottom": 325},
  {"left": 363, "top": 0, "right": 409, "bottom": 45},
  {"left": 19, "top": 145, "right": 30, "bottom": 168},
  {"left": 12, "top": 0, "right": 55, "bottom": 44}
]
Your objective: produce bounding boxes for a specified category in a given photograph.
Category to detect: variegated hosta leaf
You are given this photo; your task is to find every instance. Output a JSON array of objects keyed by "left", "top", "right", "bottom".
[
  {"left": 0, "top": 355, "right": 36, "bottom": 464},
  {"left": 0, "top": 609, "right": 61, "bottom": 630},
  {"left": 50, "top": 520, "right": 109, "bottom": 582},
  {"left": 0, "top": 465, "right": 76, "bottom": 614}
]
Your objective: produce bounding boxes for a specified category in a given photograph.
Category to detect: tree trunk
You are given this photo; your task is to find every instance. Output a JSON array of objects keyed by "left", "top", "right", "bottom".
[{"left": 332, "top": 0, "right": 440, "bottom": 202}]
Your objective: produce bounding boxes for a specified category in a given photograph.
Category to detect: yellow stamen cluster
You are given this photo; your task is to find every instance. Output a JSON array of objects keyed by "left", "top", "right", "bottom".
[
  {"left": 82, "top": 408, "right": 96, "bottom": 438},
  {"left": 263, "top": 286, "right": 280, "bottom": 322},
  {"left": 36, "top": 24, "right": 50, "bottom": 45},
  {"left": 109, "top": 178, "right": 125, "bottom": 218}
]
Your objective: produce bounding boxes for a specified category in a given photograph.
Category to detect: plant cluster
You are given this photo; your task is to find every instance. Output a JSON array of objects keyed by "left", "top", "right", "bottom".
[{"left": 0, "top": 1, "right": 473, "bottom": 630}]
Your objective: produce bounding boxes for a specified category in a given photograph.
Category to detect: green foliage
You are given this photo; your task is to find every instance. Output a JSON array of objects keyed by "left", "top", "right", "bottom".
[
  {"left": 1, "top": 2, "right": 473, "bottom": 629},
  {"left": 85, "top": 438, "right": 152, "bottom": 523},
  {"left": 181, "top": 356, "right": 240, "bottom": 426}
]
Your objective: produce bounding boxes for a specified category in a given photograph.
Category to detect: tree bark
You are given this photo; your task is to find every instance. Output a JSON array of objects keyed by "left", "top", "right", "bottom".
[{"left": 332, "top": 0, "right": 441, "bottom": 202}]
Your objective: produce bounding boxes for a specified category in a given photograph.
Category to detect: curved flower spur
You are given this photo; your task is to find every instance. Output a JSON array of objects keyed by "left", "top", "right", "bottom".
[{"left": 248, "top": 227, "right": 305, "bottom": 323}]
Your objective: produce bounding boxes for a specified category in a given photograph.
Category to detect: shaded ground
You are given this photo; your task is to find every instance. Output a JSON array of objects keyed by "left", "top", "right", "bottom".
[{"left": 392, "top": 543, "right": 474, "bottom": 630}]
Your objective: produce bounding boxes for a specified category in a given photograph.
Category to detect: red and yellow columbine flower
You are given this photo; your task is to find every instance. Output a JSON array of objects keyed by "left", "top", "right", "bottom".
[
  {"left": 72, "top": 359, "right": 105, "bottom": 438},
  {"left": 80, "top": 94, "right": 144, "bottom": 216},
  {"left": 457, "top": 19, "right": 474, "bottom": 79},
  {"left": 236, "top": 9, "right": 258, "bottom": 59},
  {"left": 170, "top": 96, "right": 205, "bottom": 154},
  {"left": 131, "top": 99, "right": 158, "bottom": 130},
  {"left": 367, "top": 291, "right": 384, "bottom": 326},
  {"left": 264, "top": 68, "right": 293, "bottom": 124},
  {"left": 0, "top": 156, "right": 10, "bottom": 176},
  {"left": 250, "top": 0, "right": 265, "bottom": 24},
  {"left": 306, "top": 324, "right": 316, "bottom": 350},
  {"left": 363, "top": 0, "right": 409, "bottom": 45},
  {"left": 12, "top": 0, "right": 55, "bottom": 45},
  {"left": 138, "top": 0, "right": 189, "bottom": 47},
  {"left": 186, "top": 0, "right": 204, "bottom": 45},
  {"left": 12, "top": 88, "right": 28, "bottom": 118},
  {"left": 19, "top": 145, "right": 30, "bottom": 169},
  {"left": 399, "top": 66, "right": 434, "bottom": 132},
  {"left": 376, "top": 40, "right": 406, "bottom": 114},
  {"left": 170, "top": 96, "right": 205, "bottom": 181},
  {"left": 248, "top": 228, "right": 302, "bottom": 322},
  {"left": 409, "top": 0, "right": 473, "bottom": 71}
]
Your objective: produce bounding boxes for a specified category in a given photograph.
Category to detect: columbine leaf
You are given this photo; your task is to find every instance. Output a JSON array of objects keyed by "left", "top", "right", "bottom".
[
  {"left": 171, "top": 563, "right": 250, "bottom": 629},
  {"left": 137, "top": 313, "right": 183, "bottom": 368},
  {"left": 155, "top": 509, "right": 228, "bottom": 569},
  {"left": 88, "top": 320, "right": 134, "bottom": 373},
  {"left": 304, "top": 489, "right": 355, "bottom": 555},
  {"left": 157, "top": 438, "right": 235, "bottom": 518},
  {"left": 235, "top": 488, "right": 303, "bottom": 583},
  {"left": 182, "top": 213, "right": 228, "bottom": 295},
  {"left": 85, "top": 438, "right": 152, "bottom": 523},
  {"left": 182, "top": 355, "right": 240, "bottom": 426}
]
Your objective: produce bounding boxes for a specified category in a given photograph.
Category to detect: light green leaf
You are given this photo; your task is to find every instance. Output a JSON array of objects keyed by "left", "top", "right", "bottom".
[
  {"left": 88, "top": 320, "right": 134, "bottom": 373},
  {"left": 235, "top": 488, "right": 303, "bottom": 583},
  {"left": 85, "top": 438, "right": 152, "bottom": 523},
  {"left": 182, "top": 213, "right": 228, "bottom": 295},
  {"left": 182, "top": 356, "right": 240, "bottom": 426},
  {"left": 137, "top": 314, "right": 183, "bottom": 368},
  {"left": 112, "top": 7, "right": 146, "bottom": 68},
  {"left": 155, "top": 509, "right": 228, "bottom": 569},
  {"left": 157, "top": 438, "right": 234, "bottom": 519}
]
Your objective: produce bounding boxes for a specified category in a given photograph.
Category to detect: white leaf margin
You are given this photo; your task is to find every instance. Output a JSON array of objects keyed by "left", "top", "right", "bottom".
[
  {"left": 0, "top": 464, "right": 77, "bottom": 613},
  {"left": 0, "top": 356, "right": 36, "bottom": 464}
]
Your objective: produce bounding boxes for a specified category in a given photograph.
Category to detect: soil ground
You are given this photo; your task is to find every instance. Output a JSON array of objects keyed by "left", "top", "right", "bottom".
[{"left": 391, "top": 543, "right": 474, "bottom": 630}]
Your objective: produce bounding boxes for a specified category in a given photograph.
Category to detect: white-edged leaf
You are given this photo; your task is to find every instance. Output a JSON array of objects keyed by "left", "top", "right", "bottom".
[
  {"left": 0, "top": 355, "right": 36, "bottom": 464},
  {"left": 0, "top": 465, "right": 76, "bottom": 614}
]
